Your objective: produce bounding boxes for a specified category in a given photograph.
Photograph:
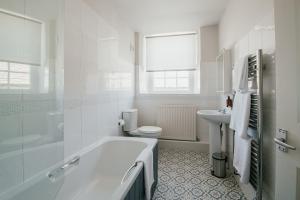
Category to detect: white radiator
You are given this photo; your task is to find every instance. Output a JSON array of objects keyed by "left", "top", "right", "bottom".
[{"left": 157, "top": 104, "right": 198, "bottom": 141}]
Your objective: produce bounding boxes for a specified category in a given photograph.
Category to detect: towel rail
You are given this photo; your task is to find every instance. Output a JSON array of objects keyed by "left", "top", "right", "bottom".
[{"left": 248, "top": 50, "right": 263, "bottom": 199}]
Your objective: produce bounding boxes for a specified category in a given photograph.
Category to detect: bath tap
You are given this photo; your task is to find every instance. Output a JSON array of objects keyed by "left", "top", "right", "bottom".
[{"left": 218, "top": 108, "right": 226, "bottom": 114}]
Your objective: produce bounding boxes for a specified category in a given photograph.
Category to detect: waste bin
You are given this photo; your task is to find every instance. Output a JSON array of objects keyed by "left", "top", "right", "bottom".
[{"left": 212, "top": 152, "right": 226, "bottom": 178}]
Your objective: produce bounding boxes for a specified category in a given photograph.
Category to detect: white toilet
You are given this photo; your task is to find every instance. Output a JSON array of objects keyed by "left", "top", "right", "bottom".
[{"left": 122, "top": 109, "right": 162, "bottom": 138}]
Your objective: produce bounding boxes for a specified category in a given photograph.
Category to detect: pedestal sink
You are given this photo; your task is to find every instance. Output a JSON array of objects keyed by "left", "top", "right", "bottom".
[{"left": 197, "top": 110, "right": 231, "bottom": 164}]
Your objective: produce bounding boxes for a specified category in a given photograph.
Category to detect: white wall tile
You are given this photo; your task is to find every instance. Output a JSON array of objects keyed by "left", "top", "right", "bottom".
[
  {"left": 239, "top": 35, "right": 249, "bottom": 58},
  {"left": 0, "top": 114, "right": 22, "bottom": 153},
  {"left": 0, "top": 154, "right": 23, "bottom": 194},
  {"left": 82, "top": 104, "right": 99, "bottom": 146},
  {"left": 65, "top": 0, "right": 82, "bottom": 30},
  {"left": 64, "top": 0, "right": 135, "bottom": 150},
  {"left": 249, "top": 29, "right": 262, "bottom": 54},
  {"left": 23, "top": 143, "right": 62, "bottom": 180},
  {"left": 64, "top": 106, "right": 82, "bottom": 157},
  {"left": 262, "top": 29, "right": 276, "bottom": 53}
]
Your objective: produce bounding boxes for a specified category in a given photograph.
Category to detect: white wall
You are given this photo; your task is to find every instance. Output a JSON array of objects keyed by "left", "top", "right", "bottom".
[
  {"left": 200, "top": 25, "right": 219, "bottom": 62},
  {"left": 219, "top": 0, "right": 274, "bottom": 49},
  {"left": 219, "top": 0, "right": 276, "bottom": 199},
  {"left": 136, "top": 25, "right": 221, "bottom": 142},
  {"left": 64, "top": 0, "right": 135, "bottom": 157}
]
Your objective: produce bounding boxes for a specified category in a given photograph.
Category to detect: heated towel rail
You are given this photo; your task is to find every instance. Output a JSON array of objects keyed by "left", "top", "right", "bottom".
[{"left": 248, "top": 49, "right": 263, "bottom": 200}]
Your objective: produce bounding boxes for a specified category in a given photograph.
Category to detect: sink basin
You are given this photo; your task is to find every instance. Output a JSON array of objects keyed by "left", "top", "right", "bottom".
[
  {"left": 197, "top": 110, "right": 231, "bottom": 165},
  {"left": 197, "top": 110, "right": 231, "bottom": 124}
]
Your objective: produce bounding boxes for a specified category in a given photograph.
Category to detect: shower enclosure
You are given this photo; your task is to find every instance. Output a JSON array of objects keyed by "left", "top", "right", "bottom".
[{"left": 0, "top": 0, "right": 64, "bottom": 199}]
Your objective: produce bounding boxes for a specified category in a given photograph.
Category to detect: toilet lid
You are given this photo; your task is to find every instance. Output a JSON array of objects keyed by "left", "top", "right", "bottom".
[{"left": 138, "top": 126, "right": 162, "bottom": 134}]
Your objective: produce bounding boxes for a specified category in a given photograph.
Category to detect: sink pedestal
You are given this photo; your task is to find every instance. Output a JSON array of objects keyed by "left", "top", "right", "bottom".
[
  {"left": 197, "top": 110, "right": 231, "bottom": 165},
  {"left": 208, "top": 122, "right": 222, "bottom": 164}
]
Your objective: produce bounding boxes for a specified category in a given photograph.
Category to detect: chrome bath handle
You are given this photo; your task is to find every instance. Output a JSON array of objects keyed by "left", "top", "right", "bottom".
[
  {"left": 48, "top": 156, "right": 80, "bottom": 182},
  {"left": 60, "top": 156, "right": 80, "bottom": 170},
  {"left": 274, "top": 138, "right": 296, "bottom": 150},
  {"left": 121, "top": 161, "right": 142, "bottom": 184}
]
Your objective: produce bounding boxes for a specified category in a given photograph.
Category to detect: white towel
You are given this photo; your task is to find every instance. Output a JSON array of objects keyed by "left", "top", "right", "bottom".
[
  {"left": 136, "top": 149, "right": 154, "bottom": 200},
  {"left": 233, "top": 133, "right": 251, "bottom": 184},
  {"left": 230, "top": 91, "right": 251, "bottom": 139},
  {"left": 233, "top": 56, "right": 249, "bottom": 92},
  {"left": 247, "top": 127, "right": 257, "bottom": 139},
  {"left": 230, "top": 91, "right": 252, "bottom": 183}
]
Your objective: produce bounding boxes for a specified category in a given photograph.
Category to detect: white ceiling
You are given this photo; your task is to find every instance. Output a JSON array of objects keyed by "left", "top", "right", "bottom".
[{"left": 113, "top": 0, "right": 229, "bottom": 34}]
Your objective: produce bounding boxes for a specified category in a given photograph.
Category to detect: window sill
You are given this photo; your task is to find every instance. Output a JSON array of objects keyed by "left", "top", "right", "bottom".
[{"left": 136, "top": 93, "right": 220, "bottom": 99}]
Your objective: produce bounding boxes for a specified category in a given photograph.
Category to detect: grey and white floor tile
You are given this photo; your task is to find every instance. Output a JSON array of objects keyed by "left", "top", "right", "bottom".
[{"left": 152, "top": 148, "right": 247, "bottom": 200}]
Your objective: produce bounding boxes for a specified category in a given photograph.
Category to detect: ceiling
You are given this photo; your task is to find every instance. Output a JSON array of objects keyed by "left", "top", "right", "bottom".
[{"left": 113, "top": 0, "right": 229, "bottom": 34}]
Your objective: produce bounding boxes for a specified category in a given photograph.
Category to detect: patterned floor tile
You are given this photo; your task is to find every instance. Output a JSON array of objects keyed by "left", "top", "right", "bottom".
[{"left": 152, "top": 148, "right": 247, "bottom": 200}]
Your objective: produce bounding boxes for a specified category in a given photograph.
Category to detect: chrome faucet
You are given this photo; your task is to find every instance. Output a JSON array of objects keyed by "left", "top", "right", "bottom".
[{"left": 218, "top": 108, "right": 226, "bottom": 114}]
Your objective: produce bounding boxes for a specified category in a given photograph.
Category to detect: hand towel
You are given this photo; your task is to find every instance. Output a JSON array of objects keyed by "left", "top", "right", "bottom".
[
  {"left": 136, "top": 149, "right": 154, "bottom": 200},
  {"left": 233, "top": 133, "right": 251, "bottom": 184},
  {"left": 233, "top": 56, "right": 249, "bottom": 92},
  {"left": 230, "top": 91, "right": 251, "bottom": 139}
]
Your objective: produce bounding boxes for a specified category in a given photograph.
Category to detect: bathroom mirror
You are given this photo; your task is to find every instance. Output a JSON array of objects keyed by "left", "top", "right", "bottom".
[
  {"left": 0, "top": 0, "right": 64, "bottom": 198},
  {"left": 216, "top": 49, "right": 232, "bottom": 94}
]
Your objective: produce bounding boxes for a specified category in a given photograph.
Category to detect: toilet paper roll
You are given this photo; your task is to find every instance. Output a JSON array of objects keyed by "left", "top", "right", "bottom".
[{"left": 118, "top": 119, "right": 125, "bottom": 126}]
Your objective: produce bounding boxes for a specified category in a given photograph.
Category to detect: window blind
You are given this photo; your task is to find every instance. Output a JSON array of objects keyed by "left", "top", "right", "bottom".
[
  {"left": 0, "top": 10, "right": 42, "bottom": 66},
  {"left": 145, "top": 33, "right": 198, "bottom": 72}
]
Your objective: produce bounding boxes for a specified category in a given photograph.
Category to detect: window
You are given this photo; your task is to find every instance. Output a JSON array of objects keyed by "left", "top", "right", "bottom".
[
  {"left": 0, "top": 61, "right": 31, "bottom": 89},
  {"left": 140, "top": 32, "right": 200, "bottom": 94},
  {"left": 152, "top": 71, "right": 190, "bottom": 90}
]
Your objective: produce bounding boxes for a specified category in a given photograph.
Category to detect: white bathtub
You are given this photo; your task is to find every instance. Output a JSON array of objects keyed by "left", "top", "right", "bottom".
[
  {"left": 2, "top": 136, "right": 157, "bottom": 200},
  {"left": 56, "top": 136, "right": 158, "bottom": 200}
]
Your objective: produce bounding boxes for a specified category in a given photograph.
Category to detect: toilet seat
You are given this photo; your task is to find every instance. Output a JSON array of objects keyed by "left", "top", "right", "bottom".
[
  {"left": 129, "top": 126, "right": 162, "bottom": 138},
  {"left": 138, "top": 126, "right": 162, "bottom": 134}
]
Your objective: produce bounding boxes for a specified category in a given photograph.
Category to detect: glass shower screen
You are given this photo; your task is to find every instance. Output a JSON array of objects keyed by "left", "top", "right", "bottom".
[{"left": 0, "top": 0, "right": 64, "bottom": 199}]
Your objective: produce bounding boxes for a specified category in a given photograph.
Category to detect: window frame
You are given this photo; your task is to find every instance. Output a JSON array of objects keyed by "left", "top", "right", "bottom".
[
  {"left": 147, "top": 70, "right": 196, "bottom": 94},
  {"left": 0, "top": 61, "right": 31, "bottom": 90}
]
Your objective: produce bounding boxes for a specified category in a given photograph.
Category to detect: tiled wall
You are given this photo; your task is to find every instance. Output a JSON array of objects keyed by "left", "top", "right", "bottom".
[{"left": 64, "top": 0, "right": 135, "bottom": 157}]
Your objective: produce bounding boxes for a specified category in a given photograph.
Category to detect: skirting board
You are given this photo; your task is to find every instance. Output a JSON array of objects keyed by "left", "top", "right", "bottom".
[
  {"left": 234, "top": 174, "right": 256, "bottom": 200},
  {"left": 234, "top": 174, "right": 273, "bottom": 200},
  {"left": 158, "top": 139, "right": 209, "bottom": 152}
]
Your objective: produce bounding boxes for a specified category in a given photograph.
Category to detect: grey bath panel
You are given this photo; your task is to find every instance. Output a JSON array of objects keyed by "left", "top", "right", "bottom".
[
  {"left": 124, "top": 143, "right": 158, "bottom": 200},
  {"left": 124, "top": 168, "right": 145, "bottom": 200},
  {"left": 151, "top": 143, "right": 158, "bottom": 197}
]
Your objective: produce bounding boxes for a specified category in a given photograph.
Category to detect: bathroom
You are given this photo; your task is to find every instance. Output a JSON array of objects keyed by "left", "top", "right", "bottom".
[{"left": 0, "top": 0, "right": 299, "bottom": 199}]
